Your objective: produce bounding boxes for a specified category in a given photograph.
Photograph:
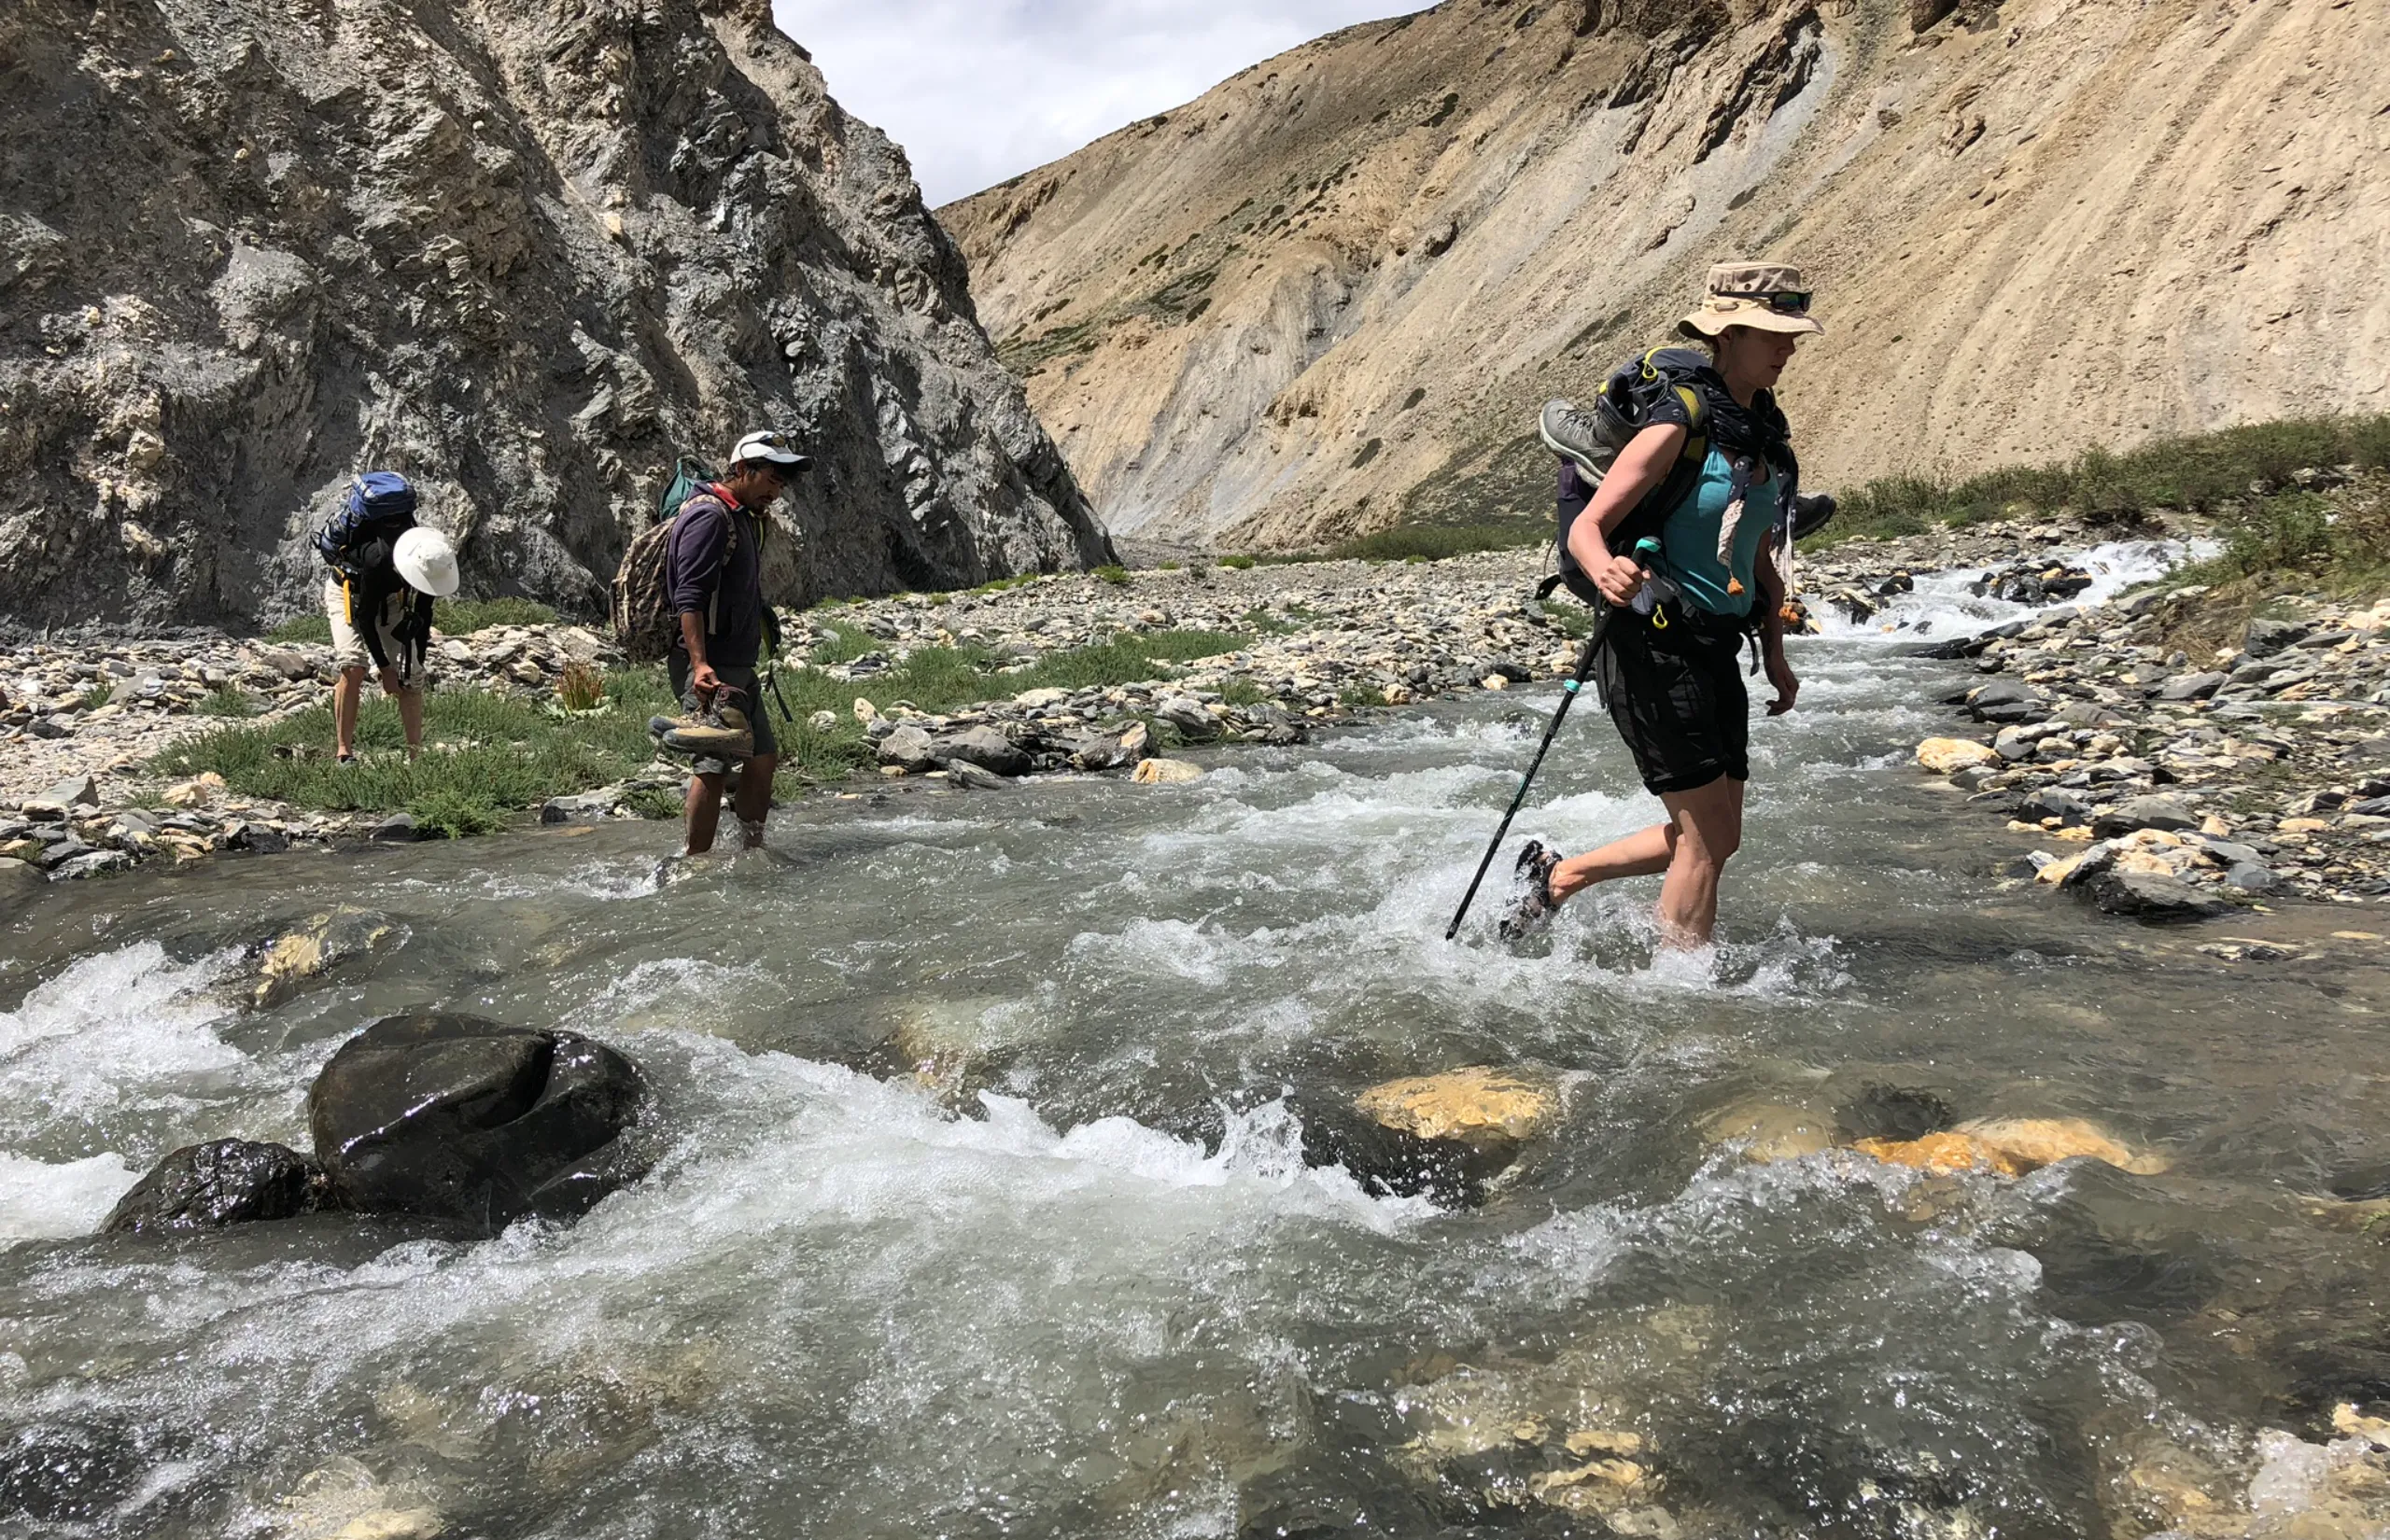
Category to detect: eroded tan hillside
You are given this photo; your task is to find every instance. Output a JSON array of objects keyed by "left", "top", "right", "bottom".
[{"left": 941, "top": 0, "right": 2390, "bottom": 550}]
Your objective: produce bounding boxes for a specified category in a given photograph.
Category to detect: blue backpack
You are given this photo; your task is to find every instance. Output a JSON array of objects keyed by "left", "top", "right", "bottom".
[{"left": 315, "top": 471, "right": 418, "bottom": 577}]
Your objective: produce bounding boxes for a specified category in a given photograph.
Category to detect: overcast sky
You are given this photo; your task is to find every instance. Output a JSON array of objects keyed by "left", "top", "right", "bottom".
[{"left": 770, "top": 1, "right": 1427, "bottom": 208}]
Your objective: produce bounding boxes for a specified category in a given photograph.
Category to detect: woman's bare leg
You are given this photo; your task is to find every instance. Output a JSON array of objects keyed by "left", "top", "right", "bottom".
[
  {"left": 1654, "top": 776, "right": 1746, "bottom": 947},
  {"left": 1549, "top": 823, "right": 1677, "bottom": 903}
]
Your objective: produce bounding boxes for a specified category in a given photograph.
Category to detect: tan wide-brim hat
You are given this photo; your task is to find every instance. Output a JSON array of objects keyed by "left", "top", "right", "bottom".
[{"left": 1678, "top": 261, "right": 1825, "bottom": 339}]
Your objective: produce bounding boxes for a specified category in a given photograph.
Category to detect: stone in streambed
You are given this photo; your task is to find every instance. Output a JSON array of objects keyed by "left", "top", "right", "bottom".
[
  {"left": 1154, "top": 694, "right": 1220, "bottom": 740},
  {"left": 942, "top": 759, "right": 1010, "bottom": 791},
  {"left": 1850, "top": 1131, "right": 2029, "bottom": 1178},
  {"left": 2087, "top": 868, "right": 2233, "bottom": 921},
  {"left": 1305, "top": 1067, "right": 1562, "bottom": 1203},
  {"left": 21, "top": 775, "right": 97, "bottom": 820},
  {"left": 1698, "top": 1099, "right": 1833, "bottom": 1162},
  {"left": 307, "top": 1013, "right": 649, "bottom": 1231},
  {"left": 102, "top": 1139, "right": 322, "bottom": 1235},
  {"left": 1956, "top": 1116, "right": 2169, "bottom": 1175},
  {"left": 1917, "top": 737, "right": 1999, "bottom": 775},
  {"left": 1132, "top": 757, "right": 1204, "bottom": 784},
  {"left": 249, "top": 907, "right": 402, "bottom": 1009},
  {"left": 933, "top": 724, "right": 1031, "bottom": 777},
  {"left": 876, "top": 722, "right": 936, "bottom": 773}
]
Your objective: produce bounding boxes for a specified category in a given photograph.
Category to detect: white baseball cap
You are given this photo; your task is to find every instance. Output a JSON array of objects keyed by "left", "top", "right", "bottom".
[
  {"left": 393, "top": 526, "right": 461, "bottom": 597},
  {"left": 731, "top": 429, "right": 813, "bottom": 471}
]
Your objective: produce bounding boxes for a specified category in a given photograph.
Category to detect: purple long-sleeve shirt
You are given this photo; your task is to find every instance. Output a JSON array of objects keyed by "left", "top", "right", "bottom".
[{"left": 665, "top": 488, "right": 766, "bottom": 669}]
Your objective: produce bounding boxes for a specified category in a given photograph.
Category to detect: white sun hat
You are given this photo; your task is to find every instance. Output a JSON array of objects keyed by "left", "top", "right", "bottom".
[{"left": 392, "top": 526, "right": 461, "bottom": 597}]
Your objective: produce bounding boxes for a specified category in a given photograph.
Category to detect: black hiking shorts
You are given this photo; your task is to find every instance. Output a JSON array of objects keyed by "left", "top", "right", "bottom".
[{"left": 1594, "top": 607, "right": 1750, "bottom": 796}]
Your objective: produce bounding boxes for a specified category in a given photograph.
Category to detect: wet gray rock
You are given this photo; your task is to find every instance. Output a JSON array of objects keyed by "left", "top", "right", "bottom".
[
  {"left": 2087, "top": 869, "right": 2233, "bottom": 921},
  {"left": 877, "top": 723, "right": 938, "bottom": 773},
  {"left": 2223, "top": 862, "right": 2282, "bottom": 893},
  {"left": 943, "top": 759, "right": 1011, "bottom": 791},
  {"left": 0, "top": 0, "right": 1108, "bottom": 631},
  {"left": 2017, "top": 788, "right": 2093, "bottom": 827},
  {"left": 1156, "top": 694, "right": 1221, "bottom": 740},
  {"left": 934, "top": 725, "right": 1030, "bottom": 777},
  {"left": 2156, "top": 671, "right": 2227, "bottom": 701},
  {"left": 102, "top": 1139, "right": 321, "bottom": 1235},
  {"left": 2094, "top": 795, "right": 2200, "bottom": 838},
  {"left": 307, "top": 1014, "right": 649, "bottom": 1231},
  {"left": 368, "top": 813, "right": 420, "bottom": 842}
]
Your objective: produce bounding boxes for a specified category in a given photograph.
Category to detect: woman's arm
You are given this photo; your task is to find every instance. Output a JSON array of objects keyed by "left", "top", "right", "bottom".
[
  {"left": 1565, "top": 423, "right": 1688, "bottom": 605},
  {"left": 1755, "top": 533, "right": 1799, "bottom": 716}
]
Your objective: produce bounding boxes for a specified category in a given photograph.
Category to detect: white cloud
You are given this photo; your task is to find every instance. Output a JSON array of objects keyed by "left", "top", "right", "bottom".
[{"left": 770, "top": 0, "right": 1427, "bottom": 207}]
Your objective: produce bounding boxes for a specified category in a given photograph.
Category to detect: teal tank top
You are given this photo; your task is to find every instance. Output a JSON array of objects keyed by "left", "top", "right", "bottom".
[{"left": 1658, "top": 447, "right": 1779, "bottom": 618}]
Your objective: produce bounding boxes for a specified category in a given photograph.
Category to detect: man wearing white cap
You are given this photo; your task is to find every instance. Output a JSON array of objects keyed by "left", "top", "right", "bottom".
[
  {"left": 314, "top": 471, "right": 460, "bottom": 763},
  {"left": 664, "top": 428, "right": 810, "bottom": 854}
]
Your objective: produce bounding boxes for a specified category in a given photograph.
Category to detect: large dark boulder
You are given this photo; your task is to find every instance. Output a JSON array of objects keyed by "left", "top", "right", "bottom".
[
  {"left": 307, "top": 1014, "right": 649, "bottom": 1231},
  {"left": 102, "top": 1139, "right": 320, "bottom": 1235}
]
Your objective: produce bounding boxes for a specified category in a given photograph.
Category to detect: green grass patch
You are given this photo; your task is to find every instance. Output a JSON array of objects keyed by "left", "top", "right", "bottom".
[
  {"left": 269, "top": 595, "right": 561, "bottom": 645},
  {"left": 194, "top": 685, "right": 258, "bottom": 718},
  {"left": 1094, "top": 564, "right": 1131, "bottom": 586},
  {"left": 1218, "top": 554, "right": 1257, "bottom": 570},
  {"left": 78, "top": 679, "right": 115, "bottom": 712},
  {"left": 150, "top": 669, "right": 683, "bottom": 831},
  {"left": 1322, "top": 522, "right": 1547, "bottom": 563},
  {"left": 1808, "top": 412, "right": 2390, "bottom": 548}
]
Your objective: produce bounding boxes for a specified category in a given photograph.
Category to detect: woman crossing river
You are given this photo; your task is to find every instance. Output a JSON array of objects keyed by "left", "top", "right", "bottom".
[{"left": 1500, "top": 262, "right": 1823, "bottom": 949}]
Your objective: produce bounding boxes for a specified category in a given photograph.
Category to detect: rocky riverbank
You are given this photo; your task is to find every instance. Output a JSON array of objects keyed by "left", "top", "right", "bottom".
[
  {"left": 7, "top": 510, "right": 2386, "bottom": 911},
  {"left": 1909, "top": 575, "right": 2390, "bottom": 917}
]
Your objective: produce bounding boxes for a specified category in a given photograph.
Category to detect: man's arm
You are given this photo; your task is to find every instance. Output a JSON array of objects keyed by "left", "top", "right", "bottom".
[{"left": 668, "top": 499, "right": 729, "bottom": 696}]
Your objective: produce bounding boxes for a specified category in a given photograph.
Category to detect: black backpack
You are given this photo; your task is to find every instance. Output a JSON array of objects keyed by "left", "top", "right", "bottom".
[{"left": 1546, "top": 348, "right": 1715, "bottom": 605}]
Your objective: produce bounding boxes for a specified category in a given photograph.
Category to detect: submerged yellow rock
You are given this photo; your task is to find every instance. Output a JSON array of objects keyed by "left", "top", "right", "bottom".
[
  {"left": 1356, "top": 1067, "right": 1558, "bottom": 1146},
  {"left": 1699, "top": 1100, "right": 1832, "bottom": 1162},
  {"left": 1957, "top": 1116, "right": 2169, "bottom": 1175},
  {"left": 1132, "top": 757, "right": 1204, "bottom": 784},
  {"left": 1851, "top": 1132, "right": 2028, "bottom": 1178}
]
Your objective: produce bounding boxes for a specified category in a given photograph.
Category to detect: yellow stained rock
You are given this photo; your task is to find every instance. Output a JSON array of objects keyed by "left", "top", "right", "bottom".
[
  {"left": 2051, "top": 825, "right": 2095, "bottom": 843},
  {"left": 1916, "top": 737, "right": 1998, "bottom": 775},
  {"left": 162, "top": 771, "right": 227, "bottom": 807},
  {"left": 2037, "top": 850, "right": 2089, "bottom": 885},
  {"left": 1356, "top": 1067, "right": 1558, "bottom": 1147},
  {"left": 2337, "top": 1404, "right": 2390, "bottom": 1448},
  {"left": 1566, "top": 1429, "right": 1646, "bottom": 1458},
  {"left": 2280, "top": 817, "right": 2331, "bottom": 833},
  {"left": 1850, "top": 1131, "right": 2029, "bottom": 1178},
  {"left": 1383, "top": 683, "right": 1414, "bottom": 706},
  {"left": 1956, "top": 1116, "right": 2170, "bottom": 1175},
  {"left": 1132, "top": 757, "right": 1204, "bottom": 784},
  {"left": 251, "top": 908, "right": 398, "bottom": 1009}
]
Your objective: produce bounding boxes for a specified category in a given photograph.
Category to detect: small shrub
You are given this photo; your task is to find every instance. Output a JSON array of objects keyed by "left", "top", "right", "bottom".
[
  {"left": 1325, "top": 523, "right": 1545, "bottom": 563},
  {"left": 1219, "top": 554, "right": 1257, "bottom": 570},
  {"left": 1157, "top": 561, "right": 1183, "bottom": 571},
  {"left": 2218, "top": 492, "right": 2332, "bottom": 575},
  {"left": 77, "top": 679, "right": 116, "bottom": 712},
  {"left": 1094, "top": 564, "right": 1131, "bottom": 586},
  {"left": 195, "top": 685, "right": 257, "bottom": 718},
  {"left": 623, "top": 786, "right": 685, "bottom": 820},
  {"left": 407, "top": 788, "right": 507, "bottom": 839},
  {"left": 2068, "top": 445, "right": 2144, "bottom": 524},
  {"left": 556, "top": 660, "right": 605, "bottom": 711}
]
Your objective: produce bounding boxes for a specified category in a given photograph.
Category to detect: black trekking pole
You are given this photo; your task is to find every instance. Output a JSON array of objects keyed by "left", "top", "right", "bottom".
[{"left": 1443, "top": 538, "right": 1657, "bottom": 942}]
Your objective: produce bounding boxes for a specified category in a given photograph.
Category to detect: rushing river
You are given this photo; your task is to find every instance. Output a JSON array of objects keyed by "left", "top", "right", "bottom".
[{"left": 3, "top": 557, "right": 2387, "bottom": 1539}]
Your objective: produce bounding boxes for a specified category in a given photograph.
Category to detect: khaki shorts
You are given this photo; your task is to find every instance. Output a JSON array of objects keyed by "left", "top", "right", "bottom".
[{"left": 323, "top": 575, "right": 429, "bottom": 685}]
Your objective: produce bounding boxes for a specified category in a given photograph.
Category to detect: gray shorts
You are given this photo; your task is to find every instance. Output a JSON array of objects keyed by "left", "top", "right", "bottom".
[
  {"left": 323, "top": 575, "right": 429, "bottom": 685},
  {"left": 668, "top": 655, "right": 778, "bottom": 775}
]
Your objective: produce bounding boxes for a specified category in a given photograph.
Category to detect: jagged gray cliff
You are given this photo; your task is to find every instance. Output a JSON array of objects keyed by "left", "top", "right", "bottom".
[{"left": 0, "top": 0, "right": 1114, "bottom": 631}]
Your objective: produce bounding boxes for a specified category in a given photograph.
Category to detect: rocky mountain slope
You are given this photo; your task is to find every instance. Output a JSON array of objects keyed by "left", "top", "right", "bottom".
[
  {"left": 0, "top": 0, "right": 1112, "bottom": 632},
  {"left": 942, "top": 0, "right": 2390, "bottom": 551}
]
